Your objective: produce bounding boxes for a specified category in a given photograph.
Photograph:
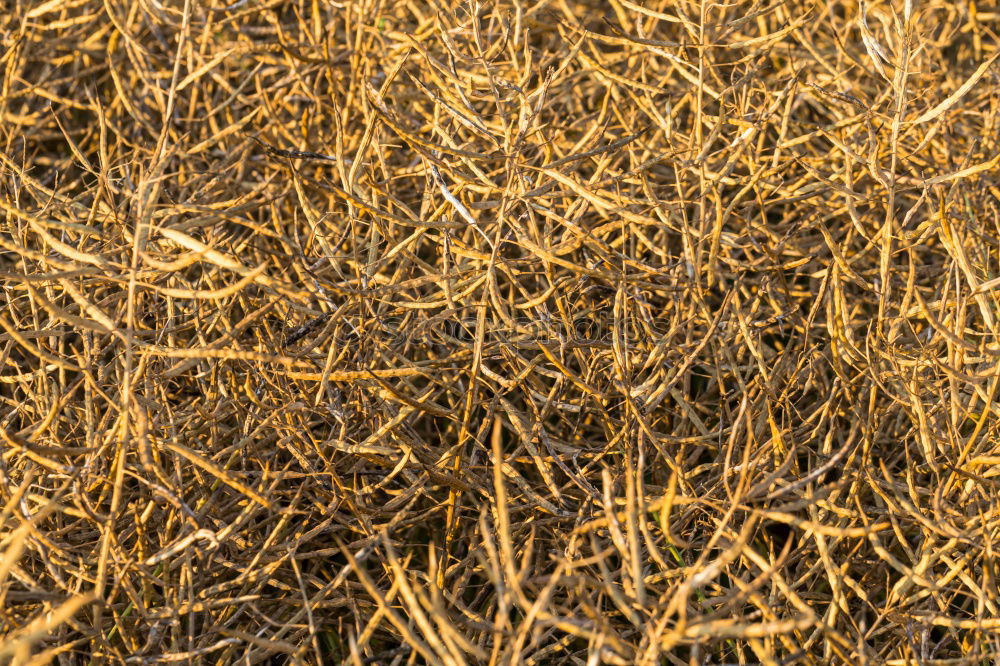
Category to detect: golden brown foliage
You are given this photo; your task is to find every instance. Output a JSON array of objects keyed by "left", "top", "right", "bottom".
[{"left": 1, "top": 0, "right": 1000, "bottom": 663}]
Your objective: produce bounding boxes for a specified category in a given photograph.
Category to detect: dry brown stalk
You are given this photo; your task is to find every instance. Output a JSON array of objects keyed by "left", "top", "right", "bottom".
[{"left": 1, "top": 0, "right": 1000, "bottom": 663}]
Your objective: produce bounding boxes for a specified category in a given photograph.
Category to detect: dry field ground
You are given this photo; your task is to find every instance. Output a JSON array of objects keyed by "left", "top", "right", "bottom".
[{"left": 2, "top": 0, "right": 1000, "bottom": 663}]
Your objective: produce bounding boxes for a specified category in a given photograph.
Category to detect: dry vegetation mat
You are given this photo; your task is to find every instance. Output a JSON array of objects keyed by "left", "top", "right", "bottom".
[{"left": 2, "top": 0, "right": 1000, "bottom": 663}]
